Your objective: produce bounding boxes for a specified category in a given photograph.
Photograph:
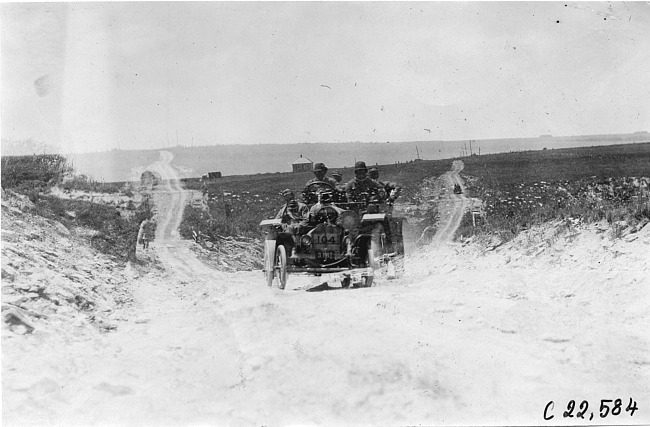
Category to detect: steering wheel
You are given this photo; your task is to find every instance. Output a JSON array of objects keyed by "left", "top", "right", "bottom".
[
  {"left": 305, "top": 181, "right": 336, "bottom": 193},
  {"left": 304, "top": 181, "right": 337, "bottom": 204}
]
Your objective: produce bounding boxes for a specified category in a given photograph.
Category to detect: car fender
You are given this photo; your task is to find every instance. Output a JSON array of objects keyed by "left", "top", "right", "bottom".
[
  {"left": 259, "top": 218, "right": 283, "bottom": 227},
  {"left": 360, "top": 213, "right": 386, "bottom": 224}
]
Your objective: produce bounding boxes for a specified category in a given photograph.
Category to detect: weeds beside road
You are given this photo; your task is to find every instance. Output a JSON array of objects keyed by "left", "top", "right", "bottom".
[
  {"left": 457, "top": 143, "right": 650, "bottom": 241},
  {"left": 1, "top": 155, "right": 154, "bottom": 263}
]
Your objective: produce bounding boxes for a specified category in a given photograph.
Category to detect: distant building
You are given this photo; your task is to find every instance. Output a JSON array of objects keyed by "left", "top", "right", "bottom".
[
  {"left": 292, "top": 155, "right": 313, "bottom": 172},
  {"left": 201, "top": 171, "right": 222, "bottom": 181}
]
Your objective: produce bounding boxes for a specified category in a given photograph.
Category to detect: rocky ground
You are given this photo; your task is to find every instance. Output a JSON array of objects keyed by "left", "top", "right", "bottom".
[
  {"left": 2, "top": 153, "right": 649, "bottom": 426},
  {"left": 1, "top": 192, "right": 137, "bottom": 337}
]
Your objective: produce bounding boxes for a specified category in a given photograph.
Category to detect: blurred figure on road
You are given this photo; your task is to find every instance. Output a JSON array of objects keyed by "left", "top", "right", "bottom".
[{"left": 138, "top": 219, "right": 153, "bottom": 250}]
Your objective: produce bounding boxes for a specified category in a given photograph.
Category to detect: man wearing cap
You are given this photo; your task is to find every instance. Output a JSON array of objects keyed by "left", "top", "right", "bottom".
[
  {"left": 275, "top": 189, "right": 309, "bottom": 223},
  {"left": 345, "top": 161, "right": 386, "bottom": 204},
  {"left": 274, "top": 189, "right": 309, "bottom": 260},
  {"left": 369, "top": 167, "right": 401, "bottom": 203},
  {"left": 302, "top": 162, "right": 339, "bottom": 205}
]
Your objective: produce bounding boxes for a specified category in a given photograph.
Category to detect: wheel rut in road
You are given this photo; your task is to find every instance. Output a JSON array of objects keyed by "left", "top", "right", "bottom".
[{"left": 431, "top": 160, "right": 470, "bottom": 244}]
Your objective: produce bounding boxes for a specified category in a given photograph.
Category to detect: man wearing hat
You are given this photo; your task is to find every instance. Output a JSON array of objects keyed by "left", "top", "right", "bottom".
[
  {"left": 275, "top": 189, "right": 309, "bottom": 223},
  {"left": 345, "top": 161, "right": 386, "bottom": 204},
  {"left": 369, "top": 167, "right": 401, "bottom": 203},
  {"left": 302, "top": 162, "right": 339, "bottom": 205},
  {"left": 274, "top": 189, "right": 309, "bottom": 260}
]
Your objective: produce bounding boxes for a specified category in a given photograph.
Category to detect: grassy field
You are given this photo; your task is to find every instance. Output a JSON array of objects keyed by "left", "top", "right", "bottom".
[
  {"left": 179, "top": 159, "right": 453, "bottom": 241},
  {"left": 457, "top": 143, "right": 650, "bottom": 240},
  {"left": 180, "top": 142, "right": 650, "bottom": 246}
]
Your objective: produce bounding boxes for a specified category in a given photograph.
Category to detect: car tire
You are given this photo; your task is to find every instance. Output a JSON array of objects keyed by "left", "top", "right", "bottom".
[
  {"left": 277, "top": 245, "right": 287, "bottom": 290},
  {"left": 264, "top": 240, "right": 276, "bottom": 287}
]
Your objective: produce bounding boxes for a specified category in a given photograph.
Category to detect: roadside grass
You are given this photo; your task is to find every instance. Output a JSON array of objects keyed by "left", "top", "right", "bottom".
[
  {"left": 33, "top": 195, "right": 155, "bottom": 262},
  {"left": 456, "top": 143, "right": 650, "bottom": 241},
  {"left": 1, "top": 154, "right": 129, "bottom": 195},
  {"left": 403, "top": 205, "right": 439, "bottom": 247},
  {"left": 59, "top": 174, "right": 127, "bottom": 195},
  {"left": 2, "top": 154, "right": 153, "bottom": 262},
  {"left": 1, "top": 154, "right": 72, "bottom": 201}
]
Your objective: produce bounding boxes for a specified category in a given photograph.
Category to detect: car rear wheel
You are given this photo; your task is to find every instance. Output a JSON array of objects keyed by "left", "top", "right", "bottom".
[
  {"left": 362, "top": 242, "right": 377, "bottom": 287},
  {"left": 276, "top": 245, "right": 288, "bottom": 290},
  {"left": 264, "top": 240, "right": 276, "bottom": 287},
  {"left": 371, "top": 222, "right": 390, "bottom": 265}
]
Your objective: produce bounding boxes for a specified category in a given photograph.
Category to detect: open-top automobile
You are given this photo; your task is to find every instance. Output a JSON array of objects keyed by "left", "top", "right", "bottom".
[{"left": 260, "top": 182, "right": 404, "bottom": 290}]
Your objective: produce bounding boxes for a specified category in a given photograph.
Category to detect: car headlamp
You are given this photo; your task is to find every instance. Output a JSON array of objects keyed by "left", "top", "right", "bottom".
[{"left": 300, "top": 235, "right": 312, "bottom": 247}]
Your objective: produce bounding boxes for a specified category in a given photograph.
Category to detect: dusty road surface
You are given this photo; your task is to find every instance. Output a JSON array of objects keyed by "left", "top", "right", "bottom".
[
  {"left": 431, "top": 160, "right": 471, "bottom": 245},
  {"left": 3, "top": 152, "right": 649, "bottom": 426}
]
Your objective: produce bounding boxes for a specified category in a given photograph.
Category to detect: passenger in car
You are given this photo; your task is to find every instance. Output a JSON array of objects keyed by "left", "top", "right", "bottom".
[
  {"left": 275, "top": 189, "right": 309, "bottom": 225},
  {"left": 368, "top": 166, "right": 401, "bottom": 203},
  {"left": 345, "top": 161, "right": 386, "bottom": 205}
]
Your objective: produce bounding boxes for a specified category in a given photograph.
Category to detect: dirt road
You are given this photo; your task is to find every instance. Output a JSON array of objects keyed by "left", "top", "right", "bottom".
[
  {"left": 3, "top": 151, "right": 648, "bottom": 426},
  {"left": 431, "top": 160, "right": 470, "bottom": 244}
]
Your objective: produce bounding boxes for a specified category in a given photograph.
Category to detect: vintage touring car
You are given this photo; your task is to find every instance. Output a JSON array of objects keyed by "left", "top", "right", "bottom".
[{"left": 260, "top": 181, "right": 404, "bottom": 290}]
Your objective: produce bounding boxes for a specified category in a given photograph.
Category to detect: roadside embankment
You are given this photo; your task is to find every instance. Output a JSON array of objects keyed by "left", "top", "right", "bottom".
[
  {"left": 2, "top": 191, "right": 136, "bottom": 337},
  {"left": 408, "top": 218, "right": 650, "bottom": 276}
]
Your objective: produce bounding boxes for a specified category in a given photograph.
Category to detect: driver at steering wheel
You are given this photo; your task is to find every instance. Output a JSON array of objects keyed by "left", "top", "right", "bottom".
[{"left": 302, "top": 162, "right": 339, "bottom": 205}]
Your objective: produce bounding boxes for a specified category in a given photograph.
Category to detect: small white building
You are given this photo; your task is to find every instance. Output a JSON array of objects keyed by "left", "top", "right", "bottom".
[{"left": 292, "top": 155, "right": 313, "bottom": 172}]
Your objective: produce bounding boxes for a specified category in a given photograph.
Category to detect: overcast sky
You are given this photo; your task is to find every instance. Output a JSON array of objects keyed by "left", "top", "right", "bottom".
[{"left": 2, "top": 2, "right": 649, "bottom": 154}]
